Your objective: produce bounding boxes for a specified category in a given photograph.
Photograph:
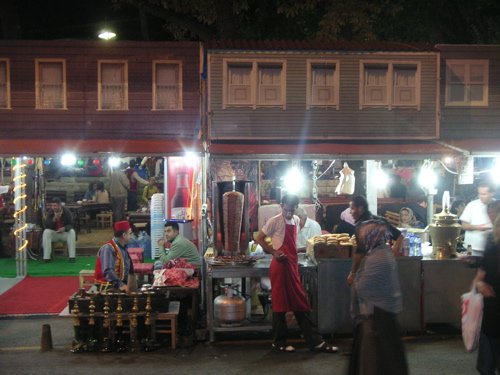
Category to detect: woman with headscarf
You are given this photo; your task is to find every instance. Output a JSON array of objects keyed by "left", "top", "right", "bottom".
[
  {"left": 348, "top": 218, "right": 408, "bottom": 375},
  {"left": 399, "top": 206, "right": 424, "bottom": 228}
]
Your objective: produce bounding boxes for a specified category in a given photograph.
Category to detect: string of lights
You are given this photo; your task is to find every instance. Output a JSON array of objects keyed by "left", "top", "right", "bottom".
[{"left": 12, "top": 158, "right": 28, "bottom": 255}]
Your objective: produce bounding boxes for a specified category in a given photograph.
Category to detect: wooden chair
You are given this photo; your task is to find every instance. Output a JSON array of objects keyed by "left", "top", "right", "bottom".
[
  {"left": 153, "top": 301, "right": 180, "bottom": 349},
  {"left": 96, "top": 211, "right": 113, "bottom": 228}
]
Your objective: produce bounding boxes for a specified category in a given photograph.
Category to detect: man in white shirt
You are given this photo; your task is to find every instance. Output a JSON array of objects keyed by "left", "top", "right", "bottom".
[
  {"left": 460, "top": 182, "right": 495, "bottom": 256},
  {"left": 296, "top": 207, "right": 322, "bottom": 252}
]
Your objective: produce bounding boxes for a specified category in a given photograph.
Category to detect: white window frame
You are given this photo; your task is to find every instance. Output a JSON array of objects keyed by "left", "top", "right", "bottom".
[
  {"left": 306, "top": 59, "right": 340, "bottom": 109},
  {"left": 0, "top": 59, "right": 11, "bottom": 109},
  {"left": 35, "top": 58, "right": 67, "bottom": 110},
  {"left": 222, "top": 58, "right": 286, "bottom": 109},
  {"left": 97, "top": 60, "right": 128, "bottom": 111},
  {"left": 152, "top": 60, "right": 183, "bottom": 111},
  {"left": 359, "top": 60, "right": 421, "bottom": 110},
  {"left": 445, "top": 59, "right": 489, "bottom": 107}
]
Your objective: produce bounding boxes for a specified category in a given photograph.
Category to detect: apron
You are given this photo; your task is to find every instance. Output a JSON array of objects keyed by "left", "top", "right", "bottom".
[{"left": 269, "top": 221, "right": 311, "bottom": 312}]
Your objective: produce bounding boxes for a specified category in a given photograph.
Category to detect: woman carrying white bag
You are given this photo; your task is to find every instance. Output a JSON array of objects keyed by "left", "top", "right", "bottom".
[{"left": 473, "top": 200, "right": 500, "bottom": 375}]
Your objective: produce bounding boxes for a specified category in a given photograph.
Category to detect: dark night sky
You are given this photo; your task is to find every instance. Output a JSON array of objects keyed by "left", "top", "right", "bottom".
[{"left": 2, "top": 0, "right": 169, "bottom": 41}]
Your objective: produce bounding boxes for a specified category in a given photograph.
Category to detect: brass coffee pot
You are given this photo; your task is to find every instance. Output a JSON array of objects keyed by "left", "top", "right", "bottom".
[{"left": 429, "top": 191, "right": 462, "bottom": 259}]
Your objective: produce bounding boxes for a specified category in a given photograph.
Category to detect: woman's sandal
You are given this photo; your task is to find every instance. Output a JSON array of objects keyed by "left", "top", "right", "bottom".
[
  {"left": 272, "top": 344, "right": 296, "bottom": 353},
  {"left": 313, "top": 341, "right": 339, "bottom": 353}
]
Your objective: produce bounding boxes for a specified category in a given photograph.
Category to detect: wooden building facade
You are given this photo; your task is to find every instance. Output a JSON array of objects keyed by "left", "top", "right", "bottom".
[
  {"left": 0, "top": 40, "right": 202, "bottom": 154},
  {"left": 437, "top": 44, "right": 500, "bottom": 155},
  {"left": 206, "top": 41, "right": 439, "bottom": 142}
]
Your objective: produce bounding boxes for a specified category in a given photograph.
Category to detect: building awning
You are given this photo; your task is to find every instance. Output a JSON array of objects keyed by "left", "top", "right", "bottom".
[
  {"left": 442, "top": 139, "right": 500, "bottom": 156},
  {"left": 0, "top": 139, "right": 201, "bottom": 157},
  {"left": 209, "top": 140, "right": 459, "bottom": 159}
]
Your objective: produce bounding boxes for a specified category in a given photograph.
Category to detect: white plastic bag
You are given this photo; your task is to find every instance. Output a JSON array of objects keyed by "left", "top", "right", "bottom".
[{"left": 461, "top": 283, "right": 483, "bottom": 352}]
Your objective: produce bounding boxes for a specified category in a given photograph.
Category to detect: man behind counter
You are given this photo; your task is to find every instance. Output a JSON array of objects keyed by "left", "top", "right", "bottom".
[
  {"left": 155, "top": 221, "right": 201, "bottom": 269},
  {"left": 295, "top": 207, "right": 322, "bottom": 252}
]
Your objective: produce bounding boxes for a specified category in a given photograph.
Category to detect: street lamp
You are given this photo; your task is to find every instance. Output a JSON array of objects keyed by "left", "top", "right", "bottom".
[{"left": 98, "top": 30, "right": 116, "bottom": 40}]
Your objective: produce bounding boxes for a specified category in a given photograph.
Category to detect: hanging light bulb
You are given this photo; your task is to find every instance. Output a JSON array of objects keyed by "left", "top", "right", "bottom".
[
  {"left": 61, "top": 153, "right": 77, "bottom": 167},
  {"left": 43, "top": 159, "right": 51, "bottom": 166},
  {"left": 419, "top": 160, "right": 437, "bottom": 192},
  {"left": 93, "top": 159, "right": 101, "bottom": 166}
]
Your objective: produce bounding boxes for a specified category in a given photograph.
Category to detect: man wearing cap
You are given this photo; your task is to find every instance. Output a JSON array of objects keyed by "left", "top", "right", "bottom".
[{"left": 94, "top": 220, "right": 135, "bottom": 292}]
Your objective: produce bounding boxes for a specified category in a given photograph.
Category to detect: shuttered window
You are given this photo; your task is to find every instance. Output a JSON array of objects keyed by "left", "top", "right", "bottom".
[
  {"left": 364, "top": 65, "right": 388, "bottom": 106},
  {"left": 360, "top": 61, "right": 420, "bottom": 110},
  {"left": 257, "top": 64, "right": 282, "bottom": 106},
  {"left": 393, "top": 65, "right": 417, "bottom": 106},
  {"left": 153, "top": 61, "right": 182, "bottom": 110},
  {"left": 0, "top": 59, "right": 10, "bottom": 109},
  {"left": 36, "top": 59, "right": 66, "bottom": 109},
  {"left": 445, "top": 60, "right": 488, "bottom": 107},
  {"left": 223, "top": 59, "right": 286, "bottom": 109},
  {"left": 307, "top": 61, "right": 339, "bottom": 109},
  {"left": 227, "top": 63, "right": 252, "bottom": 105},
  {"left": 98, "top": 60, "right": 128, "bottom": 110}
]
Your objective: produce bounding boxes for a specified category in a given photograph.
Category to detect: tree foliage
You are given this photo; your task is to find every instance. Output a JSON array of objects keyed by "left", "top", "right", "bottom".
[{"left": 106, "top": 0, "right": 500, "bottom": 43}]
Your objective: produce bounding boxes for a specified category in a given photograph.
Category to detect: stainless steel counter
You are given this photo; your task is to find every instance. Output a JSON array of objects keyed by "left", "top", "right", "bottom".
[
  {"left": 204, "top": 255, "right": 473, "bottom": 341},
  {"left": 422, "top": 258, "right": 476, "bottom": 326},
  {"left": 205, "top": 256, "right": 317, "bottom": 342},
  {"left": 316, "top": 257, "right": 423, "bottom": 335}
]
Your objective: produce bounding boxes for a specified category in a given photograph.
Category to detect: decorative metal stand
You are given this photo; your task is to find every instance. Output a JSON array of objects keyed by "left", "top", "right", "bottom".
[{"left": 70, "top": 300, "right": 85, "bottom": 353}]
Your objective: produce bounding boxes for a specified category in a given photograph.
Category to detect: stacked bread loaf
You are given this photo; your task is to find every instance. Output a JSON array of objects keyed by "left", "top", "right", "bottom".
[{"left": 307, "top": 233, "right": 357, "bottom": 262}]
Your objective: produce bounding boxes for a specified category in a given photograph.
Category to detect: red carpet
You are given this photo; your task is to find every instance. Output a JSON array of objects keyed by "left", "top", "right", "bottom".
[{"left": 0, "top": 276, "right": 79, "bottom": 316}]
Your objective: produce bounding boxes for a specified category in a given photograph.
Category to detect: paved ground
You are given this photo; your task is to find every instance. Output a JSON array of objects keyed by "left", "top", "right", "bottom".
[{"left": 0, "top": 316, "right": 478, "bottom": 375}]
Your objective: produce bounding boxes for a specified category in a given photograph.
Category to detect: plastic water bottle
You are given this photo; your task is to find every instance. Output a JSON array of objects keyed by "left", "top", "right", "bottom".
[
  {"left": 414, "top": 236, "right": 422, "bottom": 256},
  {"left": 402, "top": 236, "right": 410, "bottom": 256},
  {"left": 409, "top": 234, "right": 416, "bottom": 257}
]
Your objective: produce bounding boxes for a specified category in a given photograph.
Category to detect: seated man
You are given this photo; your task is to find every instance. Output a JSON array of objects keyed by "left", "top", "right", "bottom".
[
  {"left": 155, "top": 221, "right": 201, "bottom": 269},
  {"left": 295, "top": 207, "right": 322, "bottom": 252},
  {"left": 42, "top": 197, "right": 76, "bottom": 262},
  {"left": 94, "top": 220, "right": 135, "bottom": 292}
]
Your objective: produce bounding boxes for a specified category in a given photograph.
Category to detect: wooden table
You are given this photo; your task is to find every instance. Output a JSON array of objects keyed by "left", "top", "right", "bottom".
[
  {"left": 127, "top": 212, "right": 151, "bottom": 227},
  {"left": 66, "top": 203, "right": 112, "bottom": 233}
]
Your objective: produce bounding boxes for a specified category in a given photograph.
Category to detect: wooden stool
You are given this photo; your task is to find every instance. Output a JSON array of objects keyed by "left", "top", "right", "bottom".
[
  {"left": 79, "top": 269, "right": 94, "bottom": 289},
  {"left": 53, "top": 241, "right": 68, "bottom": 257},
  {"left": 153, "top": 301, "right": 180, "bottom": 349},
  {"left": 96, "top": 212, "right": 113, "bottom": 228}
]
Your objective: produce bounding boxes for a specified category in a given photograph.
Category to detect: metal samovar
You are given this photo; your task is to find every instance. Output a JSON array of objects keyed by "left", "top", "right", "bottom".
[{"left": 429, "top": 191, "right": 462, "bottom": 259}]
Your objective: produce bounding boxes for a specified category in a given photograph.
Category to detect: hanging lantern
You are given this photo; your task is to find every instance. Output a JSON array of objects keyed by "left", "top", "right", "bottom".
[
  {"left": 93, "top": 159, "right": 101, "bottom": 166},
  {"left": 43, "top": 159, "right": 51, "bottom": 166},
  {"left": 11, "top": 158, "right": 17, "bottom": 166},
  {"left": 77, "top": 159, "right": 85, "bottom": 167},
  {"left": 27, "top": 158, "right": 34, "bottom": 165}
]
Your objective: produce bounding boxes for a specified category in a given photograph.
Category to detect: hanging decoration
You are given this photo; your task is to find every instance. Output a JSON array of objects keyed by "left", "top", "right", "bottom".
[{"left": 12, "top": 157, "right": 28, "bottom": 277}]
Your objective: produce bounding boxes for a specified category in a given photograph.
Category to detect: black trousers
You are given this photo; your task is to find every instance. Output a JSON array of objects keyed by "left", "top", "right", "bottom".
[{"left": 272, "top": 311, "right": 322, "bottom": 349}]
